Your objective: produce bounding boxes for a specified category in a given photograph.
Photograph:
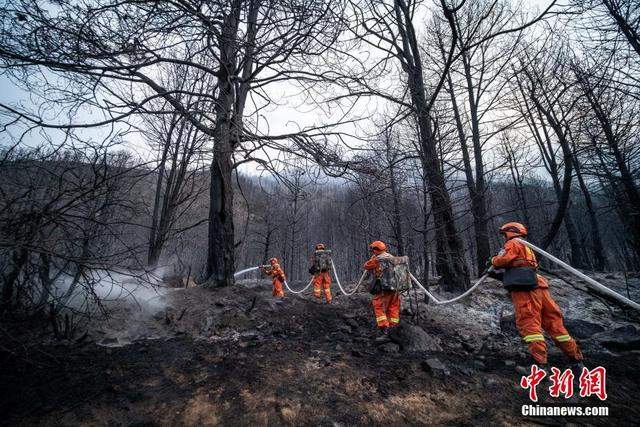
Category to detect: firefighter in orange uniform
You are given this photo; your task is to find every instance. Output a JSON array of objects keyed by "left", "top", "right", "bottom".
[
  {"left": 261, "top": 257, "right": 286, "bottom": 297},
  {"left": 364, "top": 241, "right": 400, "bottom": 335},
  {"left": 311, "top": 243, "right": 332, "bottom": 303},
  {"left": 490, "top": 222, "right": 583, "bottom": 366}
]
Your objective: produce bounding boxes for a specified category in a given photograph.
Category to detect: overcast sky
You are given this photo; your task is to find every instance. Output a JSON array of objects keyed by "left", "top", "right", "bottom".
[{"left": 0, "top": 0, "right": 556, "bottom": 175}]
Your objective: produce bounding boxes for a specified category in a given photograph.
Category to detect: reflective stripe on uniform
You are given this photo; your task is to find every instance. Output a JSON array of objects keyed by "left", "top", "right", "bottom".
[
  {"left": 376, "top": 315, "right": 387, "bottom": 322},
  {"left": 555, "top": 334, "right": 572, "bottom": 342},
  {"left": 525, "top": 246, "right": 536, "bottom": 262},
  {"left": 389, "top": 317, "right": 400, "bottom": 324},
  {"left": 523, "top": 334, "right": 545, "bottom": 342}
]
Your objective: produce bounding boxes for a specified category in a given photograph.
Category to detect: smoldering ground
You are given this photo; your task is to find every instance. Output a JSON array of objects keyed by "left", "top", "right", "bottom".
[{"left": 1, "top": 273, "right": 638, "bottom": 426}]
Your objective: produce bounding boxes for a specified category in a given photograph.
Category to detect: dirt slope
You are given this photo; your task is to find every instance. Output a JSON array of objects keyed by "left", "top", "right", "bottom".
[{"left": 1, "top": 275, "right": 639, "bottom": 426}]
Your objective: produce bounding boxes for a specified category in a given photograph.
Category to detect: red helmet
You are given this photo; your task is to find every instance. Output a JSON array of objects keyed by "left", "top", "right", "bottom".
[
  {"left": 269, "top": 257, "right": 279, "bottom": 265},
  {"left": 499, "top": 222, "right": 528, "bottom": 240},
  {"left": 315, "top": 243, "right": 325, "bottom": 250},
  {"left": 369, "top": 240, "right": 387, "bottom": 252}
]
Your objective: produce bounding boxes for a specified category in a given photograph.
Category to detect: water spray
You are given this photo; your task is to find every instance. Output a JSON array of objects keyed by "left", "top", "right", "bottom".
[{"left": 234, "top": 266, "right": 261, "bottom": 278}]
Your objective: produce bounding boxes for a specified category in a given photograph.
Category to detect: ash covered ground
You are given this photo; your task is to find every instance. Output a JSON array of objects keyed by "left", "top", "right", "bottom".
[{"left": 1, "top": 273, "right": 639, "bottom": 426}]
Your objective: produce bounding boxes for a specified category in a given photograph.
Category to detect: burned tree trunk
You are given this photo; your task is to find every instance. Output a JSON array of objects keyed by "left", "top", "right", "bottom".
[
  {"left": 1, "top": 249, "right": 28, "bottom": 312},
  {"left": 148, "top": 152, "right": 169, "bottom": 267},
  {"left": 515, "top": 68, "right": 586, "bottom": 267},
  {"left": 147, "top": 117, "right": 181, "bottom": 267},
  {"left": 536, "top": 108, "right": 585, "bottom": 267},
  {"left": 421, "top": 174, "right": 431, "bottom": 287},
  {"left": 578, "top": 79, "right": 640, "bottom": 256},
  {"left": 446, "top": 69, "right": 490, "bottom": 275},
  {"left": 393, "top": 0, "right": 470, "bottom": 291},
  {"left": 205, "top": 3, "right": 241, "bottom": 287},
  {"left": 418, "top": 113, "right": 469, "bottom": 291},
  {"left": 207, "top": 142, "right": 236, "bottom": 287},
  {"left": 389, "top": 162, "right": 405, "bottom": 256},
  {"left": 573, "top": 157, "right": 608, "bottom": 270},
  {"left": 383, "top": 132, "right": 406, "bottom": 256}
]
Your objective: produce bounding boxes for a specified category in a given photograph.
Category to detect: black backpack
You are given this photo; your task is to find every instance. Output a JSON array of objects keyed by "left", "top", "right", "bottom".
[{"left": 503, "top": 267, "right": 538, "bottom": 291}]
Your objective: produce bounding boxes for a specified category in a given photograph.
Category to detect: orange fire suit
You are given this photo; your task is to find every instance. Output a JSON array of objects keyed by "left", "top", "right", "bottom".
[
  {"left": 492, "top": 238, "right": 583, "bottom": 364},
  {"left": 313, "top": 271, "right": 332, "bottom": 302},
  {"left": 364, "top": 252, "right": 400, "bottom": 328},
  {"left": 262, "top": 264, "right": 285, "bottom": 297}
]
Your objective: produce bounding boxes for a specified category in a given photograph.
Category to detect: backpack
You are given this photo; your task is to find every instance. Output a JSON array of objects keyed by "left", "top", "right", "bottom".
[
  {"left": 370, "top": 255, "right": 411, "bottom": 293},
  {"left": 313, "top": 249, "right": 332, "bottom": 272},
  {"left": 503, "top": 267, "right": 538, "bottom": 292},
  {"left": 500, "top": 242, "right": 539, "bottom": 291}
]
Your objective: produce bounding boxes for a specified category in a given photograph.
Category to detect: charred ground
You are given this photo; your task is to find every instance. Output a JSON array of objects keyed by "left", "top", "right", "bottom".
[{"left": 1, "top": 275, "right": 639, "bottom": 426}]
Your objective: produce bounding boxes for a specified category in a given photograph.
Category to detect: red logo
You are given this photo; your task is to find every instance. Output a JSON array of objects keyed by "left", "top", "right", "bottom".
[
  {"left": 579, "top": 366, "right": 607, "bottom": 401},
  {"left": 519, "top": 365, "right": 607, "bottom": 401},
  {"left": 548, "top": 367, "right": 574, "bottom": 398},
  {"left": 520, "top": 364, "right": 546, "bottom": 402}
]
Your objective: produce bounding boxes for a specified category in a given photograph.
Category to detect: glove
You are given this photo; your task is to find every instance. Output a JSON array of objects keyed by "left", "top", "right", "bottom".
[
  {"left": 481, "top": 258, "right": 495, "bottom": 276},
  {"left": 309, "top": 265, "right": 317, "bottom": 275}
]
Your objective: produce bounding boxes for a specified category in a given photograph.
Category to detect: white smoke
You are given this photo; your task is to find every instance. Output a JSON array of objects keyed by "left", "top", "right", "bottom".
[{"left": 51, "top": 268, "right": 174, "bottom": 315}]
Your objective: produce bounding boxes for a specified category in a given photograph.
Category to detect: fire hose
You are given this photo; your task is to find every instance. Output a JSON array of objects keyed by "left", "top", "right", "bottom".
[
  {"left": 233, "top": 265, "right": 315, "bottom": 294},
  {"left": 233, "top": 261, "right": 368, "bottom": 296},
  {"left": 331, "top": 260, "right": 368, "bottom": 296},
  {"left": 283, "top": 277, "right": 314, "bottom": 294},
  {"left": 515, "top": 238, "right": 640, "bottom": 312},
  {"left": 410, "top": 272, "right": 491, "bottom": 305},
  {"left": 234, "top": 260, "right": 490, "bottom": 303},
  {"left": 234, "top": 242, "right": 640, "bottom": 313}
]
